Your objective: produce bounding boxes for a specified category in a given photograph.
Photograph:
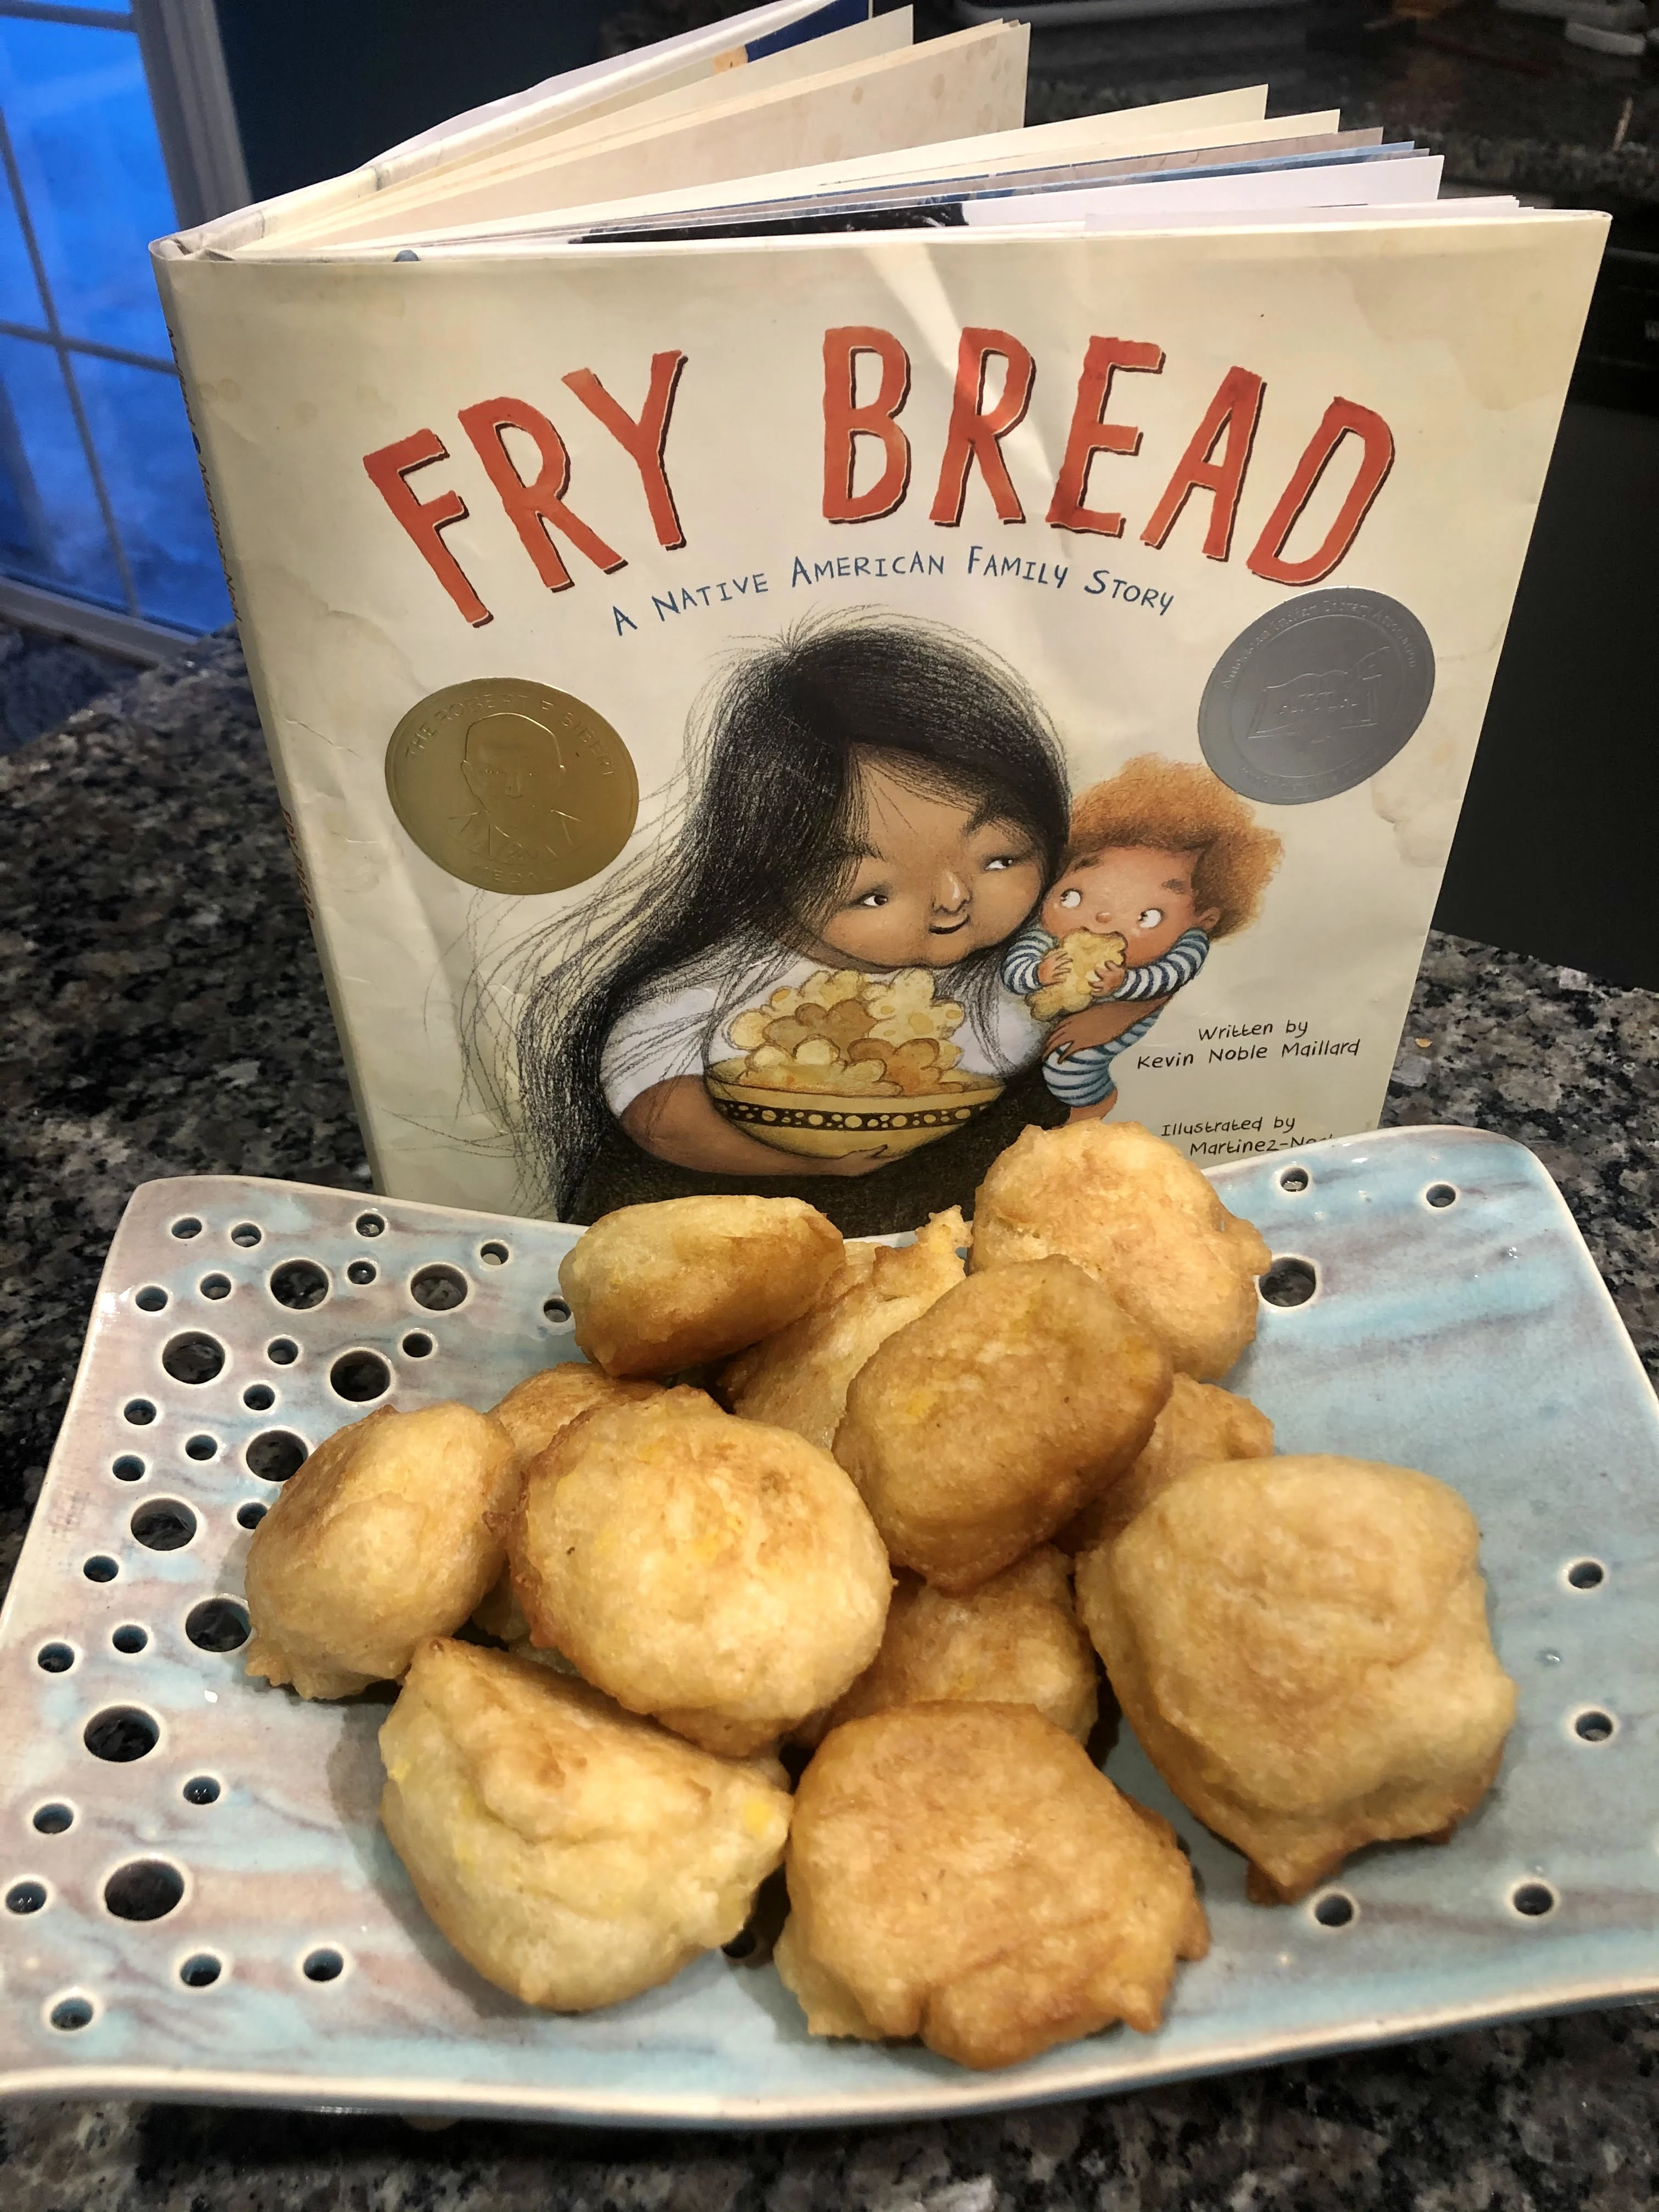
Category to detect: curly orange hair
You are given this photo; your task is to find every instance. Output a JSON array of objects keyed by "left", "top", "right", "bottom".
[{"left": 1064, "top": 755, "right": 1282, "bottom": 940}]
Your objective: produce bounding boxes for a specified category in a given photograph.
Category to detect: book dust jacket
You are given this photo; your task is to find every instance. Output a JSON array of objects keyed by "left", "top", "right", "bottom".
[{"left": 159, "top": 219, "right": 1601, "bottom": 1230}]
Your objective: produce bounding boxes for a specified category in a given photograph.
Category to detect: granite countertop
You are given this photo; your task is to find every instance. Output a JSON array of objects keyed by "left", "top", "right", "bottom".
[
  {"left": 1018, "top": 0, "right": 1659, "bottom": 210},
  {"left": 608, "top": 0, "right": 1659, "bottom": 211},
  {"left": 1, "top": 639, "right": 1657, "bottom": 2207}
]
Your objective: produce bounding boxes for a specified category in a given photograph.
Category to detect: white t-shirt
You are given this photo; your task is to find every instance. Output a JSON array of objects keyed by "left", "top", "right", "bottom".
[{"left": 600, "top": 940, "right": 1043, "bottom": 1118}]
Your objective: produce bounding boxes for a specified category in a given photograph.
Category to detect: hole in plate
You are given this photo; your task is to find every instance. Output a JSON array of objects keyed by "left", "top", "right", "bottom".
[
  {"left": 182, "top": 1775, "right": 221, "bottom": 1806},
  {"left": 170, "top": 1217, "right": 202, "bottom": 1240},
  {"left": 131, "top": 1500, "right": 197, "bottom": 1552},
  {"left": 104, "top": 1859, "right": 184, "bottom": 1922},
  {"left": 410, "top": 1264, "right": 468, "bottom": 1313},
  {"left": 83, "top": 1707, "right": 159, "bottom": 1763},
  {"left": 479, "top": 1240, "right": 509, "bottom": 1266},
  {"left": 49, "top": 1995, "right": 93, "bottom": 2032},
  {"left": 180, "top": 1953, "right": 222, "bottom": 1988},
  {"left": 1425, "top": 1182, "right": 1458, "bottom": 1209},
  {"left": 1575, "top": 1708, "right": 1616, "bottom": 1743},
  {"left": 1566, "top": 1559, "right": 1606, "bottom": 1590},
  {"left": 356, "top": 1212, "right": 385, "bottom": 1238},
  {"left": 401, "top": 1331, "right": 433, "bottom": 1359},
  {"left": 269, "top": 1260, "right": 330, "bottom": 1311},
  {"left": 162, "top": 1332, "right": 225, "bottom": 1385},
  {"left": 134, "top": 1285, "right": 167, "bottom": 1312},
  {"left": 235, "top": 1500, "right": 267, "bottom": 1531},
  {"left": 82, "top": 1556, "right": 118, "bottom": 1583},
  {"left": 1511, "top": 1880, "right": 1556, "bottom": 1918},
  {"left": 33, "top": 1803, "right": 74, "bottom": 1835},
  {"left": 1312, "top": 1891, "right": 1355, "bottom": 1928},
  {"left": 6, "top": 1880, "right": 47, "bottom": 1914},
  {"left": 1260, "top": 1257, "right": 1318, "bottom": 1309},
  {"left": 266, "top": 1338, "right": 299, "bottom": 1367},
  {"left": 186, "top": 1598, "right": 250, "bottom": 1653},
  {"left": 543, "top": 1297, "right": 571, "bottom": 1326},
  {"left": 183, "top": 1434, "right": 217, "bottom": 1463},
  {"left": 230, "top": 1222, "right": 262, "bottom": 1248},
  {"left": 111, "top": 1454, "right": 145, "bottom": 1481},
  {"left": 346, "top": 1259, "right": 377, "bottom": 1286},
  {"left": 303, "top": 1947, "right": 345, "bottom": 1983},
  {"left": 123, "top": 1399, "right": 156, "bottom": 1426},
  {"left": 198, "top": 1273, "right": 232, "bottom": 1302},
  {"left": 246, "top": 1431, "right": 307, "bottom": 1481},
  {"left": 36, "top": 1642, "right": 74, "bottom": 1673},
  {"left": 330, "top": 1349, "right": 391, "bottom": 1402},
  {"left": 1277, "top": 1166, "right": 1310, "bottom": 1194},
  {"left": 242, "top": 1383, "right": 275, "bottom": 1412},
  {"left": 111, "top": 1625, "right": 148, "bottom": 1656}
]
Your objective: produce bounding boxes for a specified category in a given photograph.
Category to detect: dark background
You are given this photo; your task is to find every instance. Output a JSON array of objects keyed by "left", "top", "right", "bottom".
[{"left": 215, "top": 0, "right": 616, "bottom": 206}]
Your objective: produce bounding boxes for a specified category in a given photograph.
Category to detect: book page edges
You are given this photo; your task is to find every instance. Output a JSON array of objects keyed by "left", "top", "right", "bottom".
[
  {"left": 273, "top": 10, "right": 917, "bottom": 253},
  {"left": 279, "top": 21, "right": 1020, "bottom": 251},
  {"left": 156, "top": 0, "right": 877, "bottom": 257},
  {"left": 267, "top": 103, "right": 1326, "bottom": 256}
]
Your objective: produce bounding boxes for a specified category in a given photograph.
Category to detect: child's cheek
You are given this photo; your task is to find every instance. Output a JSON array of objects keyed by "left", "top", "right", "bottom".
[{"left": 1137, "top": 921, "right": 1188, "bottom": 966}]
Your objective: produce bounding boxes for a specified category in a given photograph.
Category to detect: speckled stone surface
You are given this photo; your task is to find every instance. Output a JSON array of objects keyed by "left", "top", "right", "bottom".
[
  {"left": 605, "top": 0, "right": 1659, "bottom": 208},
  {"left": 2, "top": 637, "right": 1657, "bottom": 2207},
  {"left": 0, "top": 625, "right": 130, "bottom": 759},
  {"left": 1021, "top": 1, "right": 1659, "bottom": 208}
]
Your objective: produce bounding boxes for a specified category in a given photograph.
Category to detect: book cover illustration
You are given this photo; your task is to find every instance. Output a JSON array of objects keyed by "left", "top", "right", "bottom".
[{"left": 157, "top": 220, "right": 1601, "bottom": 1230}]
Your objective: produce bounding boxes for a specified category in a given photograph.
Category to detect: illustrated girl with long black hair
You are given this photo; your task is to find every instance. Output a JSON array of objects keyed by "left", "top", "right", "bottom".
[{"left": 486, "top": 610, "right": 1073, "bottom": 1231}]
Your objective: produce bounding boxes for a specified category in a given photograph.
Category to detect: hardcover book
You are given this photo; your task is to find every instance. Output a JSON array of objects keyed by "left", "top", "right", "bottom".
[{"left": 153, "top": 0, "right": 1605, "bottom": 1232}]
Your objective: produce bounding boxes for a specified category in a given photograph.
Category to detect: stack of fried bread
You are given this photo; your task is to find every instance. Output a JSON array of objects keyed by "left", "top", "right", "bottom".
[{"left": 241, "top": 1123, "right": 1516, "bottom": 2069}]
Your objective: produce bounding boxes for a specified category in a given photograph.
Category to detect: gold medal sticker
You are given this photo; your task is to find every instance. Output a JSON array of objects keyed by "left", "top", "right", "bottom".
[{"left": 384, "top": 679, "right": 639, "bottom": 897}]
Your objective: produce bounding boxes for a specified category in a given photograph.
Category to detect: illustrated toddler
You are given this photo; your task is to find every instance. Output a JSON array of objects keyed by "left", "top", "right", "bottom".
[{"left": 1002, "top": 755, "right": 1282, "bottom": 1120}]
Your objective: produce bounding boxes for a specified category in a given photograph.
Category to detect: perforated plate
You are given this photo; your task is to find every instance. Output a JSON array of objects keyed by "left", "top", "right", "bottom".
[{"left": 3, "top": 1128, "right": 1658, "bottom": 2128}]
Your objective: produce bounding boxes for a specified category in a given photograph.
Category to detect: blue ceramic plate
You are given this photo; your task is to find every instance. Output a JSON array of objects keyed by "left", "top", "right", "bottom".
[{"left": 2, "top": 1127, "right": 1657, "bottom": 2126}]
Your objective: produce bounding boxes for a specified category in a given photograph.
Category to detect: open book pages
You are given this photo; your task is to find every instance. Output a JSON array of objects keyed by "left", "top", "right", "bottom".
[{"left": 153, "top": 1, "right": 1606, "bottom": 1229}]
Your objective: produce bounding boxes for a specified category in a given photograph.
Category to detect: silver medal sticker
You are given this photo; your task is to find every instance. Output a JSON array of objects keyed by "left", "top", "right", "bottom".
[{"left": 1198, "top": 589, "right": 1435, "bottom": 806}]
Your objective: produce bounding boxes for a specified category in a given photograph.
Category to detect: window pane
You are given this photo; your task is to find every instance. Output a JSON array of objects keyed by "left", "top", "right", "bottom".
[
  {"left": 72, "top": 352, "right": 230, "bottom": 631},
  {"left": 0, "top": 155, "right": 43, "bottom": 330},
  {"left": 0, "top": 331, "right": 123, "bottom": 606},
  {"left": 0, "top": 18, "right": 175, "bottom": 359}
]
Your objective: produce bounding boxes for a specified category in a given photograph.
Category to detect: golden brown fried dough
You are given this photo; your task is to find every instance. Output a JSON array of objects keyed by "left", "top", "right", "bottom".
[
  {"left": 833, "top": 1259, "right": 1171, "bottom": 1594},
  {"left": 821, "top": 1550, "right": 1098, "bottom": 1743},
  {"left": 244, "top": 1403, "right": 516, "bottom": 1700},
  {"left": 511, "top": 1390, "right": 890, "bottom": 1756},
  {"left": 1075, "top": 1454, "right": 1518, "bottom": 1901},
  {"left": 473, "top": 1363, "right": 664, "bottom": 1640},
  {"left": 775, "top": 1702, "right": 1208, "bottom": 2069},
  {"left": 492, "top": 1361, "right": 664, "bottom": 1471},
  {"left": 379, "top": 1639, "right": 791, "bottom": 2010},
  {"left": 972, "top": 1121, "right": 1272, "bottom": 1380},
  {"left": 1057, "top": 1376, "right": 1273, "bottom": 1553},
  {"left": 558, "top": 1194, "right": 844, "bottom": 1378},
  {"left": 721, "top": 1207, "right": 967, "bottom": 1451}
]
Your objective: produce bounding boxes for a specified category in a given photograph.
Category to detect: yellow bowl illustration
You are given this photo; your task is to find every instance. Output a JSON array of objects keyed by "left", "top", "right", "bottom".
[{"left": 704, "top": 1075, "right": 1005, "bottom": 1159}]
